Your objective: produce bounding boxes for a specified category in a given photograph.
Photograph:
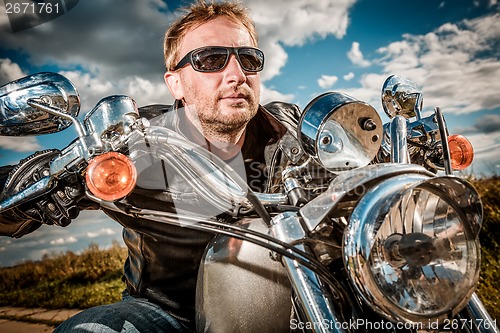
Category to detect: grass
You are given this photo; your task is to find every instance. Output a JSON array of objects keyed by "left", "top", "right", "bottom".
[
  {"left": 470, "top": 176, "right": 500, "bottom": 321},
  {"left": 0, "top": 241, "right": 127, "bottom": 309},
  {"left": 0, "top": 177, "right": 498, "bottom": 321}
]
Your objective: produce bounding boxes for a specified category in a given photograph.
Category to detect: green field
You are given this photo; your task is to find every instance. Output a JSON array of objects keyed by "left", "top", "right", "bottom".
[
  {"left": 471, "top": 176, "right": 500, "bottom": 321},
  {"left": 0, "top": 241, "right": 127, "bottom": 309}
]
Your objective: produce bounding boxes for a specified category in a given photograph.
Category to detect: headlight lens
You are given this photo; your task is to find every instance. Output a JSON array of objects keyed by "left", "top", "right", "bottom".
[{"left": 344, "top": 174, "right": 482, "bottom": 326}]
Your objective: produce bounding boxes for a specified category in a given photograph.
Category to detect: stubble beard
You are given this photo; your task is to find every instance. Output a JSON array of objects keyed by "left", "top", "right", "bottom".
[{"left": 187, "top": 87, "right": 259, "bottom": 142}]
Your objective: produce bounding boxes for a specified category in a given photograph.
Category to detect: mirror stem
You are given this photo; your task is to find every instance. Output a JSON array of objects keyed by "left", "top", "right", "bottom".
[
  {"left": 435, "top": 107, "right": 452, "bottom": 175},
  {"left": 27, "top": 99, "right": 87, "bottom": 138},
  {"left": 390, "top": 116, "right": 409, "bottom": 164}
]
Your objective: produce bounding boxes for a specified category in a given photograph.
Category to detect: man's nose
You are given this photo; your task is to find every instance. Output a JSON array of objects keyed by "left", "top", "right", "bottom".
[{"left": 223, "top": 54, "right": 246, "bottom": 84}]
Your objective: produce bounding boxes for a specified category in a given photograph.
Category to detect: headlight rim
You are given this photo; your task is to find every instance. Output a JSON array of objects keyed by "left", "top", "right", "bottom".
[{"left": 343, "top": 174, "right": 482, "bottom": 326}]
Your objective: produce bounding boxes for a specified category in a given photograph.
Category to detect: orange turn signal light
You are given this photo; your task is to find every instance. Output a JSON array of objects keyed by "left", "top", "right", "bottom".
[
  {"left": 86, "top": 152, "right": 137, "bottom": 201},
  {"left": 448, "top": 134, "right": 474, "bottom": 170}
]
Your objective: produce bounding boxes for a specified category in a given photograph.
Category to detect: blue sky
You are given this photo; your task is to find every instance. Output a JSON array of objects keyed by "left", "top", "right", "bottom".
[{"left": 0, "top": 0, "right": 499, "bottom": 266}]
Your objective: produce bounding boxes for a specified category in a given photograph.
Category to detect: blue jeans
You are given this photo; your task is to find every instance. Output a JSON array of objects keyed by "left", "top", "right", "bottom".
[{"left": 54, "top": 295, "right": 191, "bottom": 332}]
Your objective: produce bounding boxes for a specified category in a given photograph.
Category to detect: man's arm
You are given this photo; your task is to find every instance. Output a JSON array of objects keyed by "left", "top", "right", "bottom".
[{"left": 0, "top": 104, "right": 171, "bottom": 238}]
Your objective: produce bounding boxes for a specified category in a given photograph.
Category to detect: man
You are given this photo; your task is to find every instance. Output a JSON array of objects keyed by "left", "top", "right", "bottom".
[{"left": 0, "top": 1, "right": 300, "bottom": 332}]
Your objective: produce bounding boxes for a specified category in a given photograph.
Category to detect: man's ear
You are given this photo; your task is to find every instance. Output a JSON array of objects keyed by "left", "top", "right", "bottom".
[{"left": 164, "top": 71, "right": 184, "bottom": 100}]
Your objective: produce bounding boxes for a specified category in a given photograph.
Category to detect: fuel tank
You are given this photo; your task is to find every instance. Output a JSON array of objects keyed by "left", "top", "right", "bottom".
[{"left": 196, "top": 217, "right": 292, "bottom": 332}]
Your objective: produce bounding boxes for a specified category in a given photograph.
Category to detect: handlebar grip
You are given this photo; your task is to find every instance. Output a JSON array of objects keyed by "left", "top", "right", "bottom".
[{"left": 0, "top": 176, "right": 54, "bottom": 213}]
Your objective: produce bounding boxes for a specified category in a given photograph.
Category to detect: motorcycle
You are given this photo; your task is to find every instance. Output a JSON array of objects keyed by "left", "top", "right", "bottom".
[{"left": 0, "top": 72, "right": 497, "bottom": 332}]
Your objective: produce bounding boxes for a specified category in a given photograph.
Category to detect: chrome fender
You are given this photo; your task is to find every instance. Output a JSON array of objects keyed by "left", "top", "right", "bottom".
[{"left": 196, "top": 217, "right": 292, "bottom": 332}]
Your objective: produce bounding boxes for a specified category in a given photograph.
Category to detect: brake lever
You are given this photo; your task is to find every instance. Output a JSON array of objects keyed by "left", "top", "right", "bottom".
[{"left": 0, "top": 176, "right": 55, "bottom": 213}]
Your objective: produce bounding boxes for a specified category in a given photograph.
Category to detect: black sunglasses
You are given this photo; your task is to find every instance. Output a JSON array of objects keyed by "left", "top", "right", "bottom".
[{"left": 173, "top": 46, "right": 264, "bottom": 73}]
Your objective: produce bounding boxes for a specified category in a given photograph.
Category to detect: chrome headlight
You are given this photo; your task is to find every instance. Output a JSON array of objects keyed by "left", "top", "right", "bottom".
[
  {"left": 344, "top": 175, "right": 482, "bottom": 327},
  {"left": 298, "top": 92, "right": 382, "bottom": 171}
]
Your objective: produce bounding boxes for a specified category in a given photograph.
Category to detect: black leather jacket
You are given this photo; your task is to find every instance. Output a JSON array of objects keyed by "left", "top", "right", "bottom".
[{"left": 0, "top": 100, "right": 301, "bottom": 330}]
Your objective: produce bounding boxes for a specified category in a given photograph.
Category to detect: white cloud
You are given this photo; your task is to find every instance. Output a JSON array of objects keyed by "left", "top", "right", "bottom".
[
  {"left": 259, "top": 40, "right": 288, "bottom": 82},
  {"left": 125, "top": 76, "right": 173, "bottom": 107},
  {"left": 450, "top": 113, "right": 500, "bottom": 176},
  {"left": 317, "top": 75, "right": 338, "bottom": 89},
  {"left": 0, "top": 211, "right": 123, "bottom": 266},
  {"left": 343, "top": 72, "right": 355, "bottom": 81},
  {"left": 340, "top": 73, "right": 389, "bottom": 112},
  {"left": 59, "top": 70, "right": 172, "bottom": 112},
  {"left": 348, "top": 13, "right": 500, "bottom": 116},
  {"left": 347, "top": 42, "right": 371, "bottom": 67},
  {"left": 249, "top": 0, "right": 355, "bottom": 46},
  {"left": 0, "top": 59, "right": 54, "bottom": 154},
  {"left": 0, "top": 1, "right": 171, "bottom": 82},
  {"left": 87, "top": 228, "right": 117, "bottom": 238},
  {"left": 248, "top": 0, "right": 356, "bottom": 82},
  {"left": 260, "top": 84, "right": 295, "bottom": 104},
  {"left": 0, "top": 136, "right": 41, "bottom": 152},
  {"left": 50, "top": 236, "right": 78, "bottom": 245},
  {"left": 0, "top": 58, "right": 26, "bottom": 85},
  {"left": 334, "top": 12, "right": 500, "bottom": 176}
]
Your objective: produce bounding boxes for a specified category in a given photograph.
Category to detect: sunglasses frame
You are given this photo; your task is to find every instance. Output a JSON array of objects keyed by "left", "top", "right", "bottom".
[{"left": 172, "top": 46, "right": 265, "bottom": 73}]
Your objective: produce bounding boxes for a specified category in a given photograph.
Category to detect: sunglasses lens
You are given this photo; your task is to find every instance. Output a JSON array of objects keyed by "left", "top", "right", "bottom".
[
  {"left": 187, "top": 47, "right": 264, "bottom": 72},
  {"left": 192, "top": 48, "right": 228, "bottom": 71},
  {"left": 238, "top": 48, "right": 264, "bottom": 71}
]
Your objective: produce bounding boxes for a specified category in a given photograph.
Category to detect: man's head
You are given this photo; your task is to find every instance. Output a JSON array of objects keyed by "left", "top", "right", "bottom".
[
  {"left": 164, "top": 1, "right": 258, "bottom": 72},
  {"left": 163, "top": 1, "right": 262, "bottom": 142}
]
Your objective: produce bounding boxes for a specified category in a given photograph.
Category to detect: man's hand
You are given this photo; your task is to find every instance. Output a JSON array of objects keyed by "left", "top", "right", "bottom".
[{"left": 2, "top": 149, "right": 84, "bottom": 227}]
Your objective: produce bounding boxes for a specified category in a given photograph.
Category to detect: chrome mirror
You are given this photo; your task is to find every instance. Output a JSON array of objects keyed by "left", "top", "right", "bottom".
[
  {"left": 381, "top": 75, "right": 423, "bottom": 119},
  {"left": 0, "top": 72, "right": 80, "bottom": 136},
  {"left": 298, "top": 92, "right": 382, "bottom": 171}
]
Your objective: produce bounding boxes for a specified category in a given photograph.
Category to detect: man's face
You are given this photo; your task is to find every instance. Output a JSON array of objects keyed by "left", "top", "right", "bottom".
[{"left": 165, "top": 17, "right": 260, "bottom": 138}]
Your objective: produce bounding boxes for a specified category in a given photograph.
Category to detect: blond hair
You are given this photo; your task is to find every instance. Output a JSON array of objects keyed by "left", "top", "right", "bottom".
[{"left": 164, "top": 0, "right": 258, "bottom": 71}]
